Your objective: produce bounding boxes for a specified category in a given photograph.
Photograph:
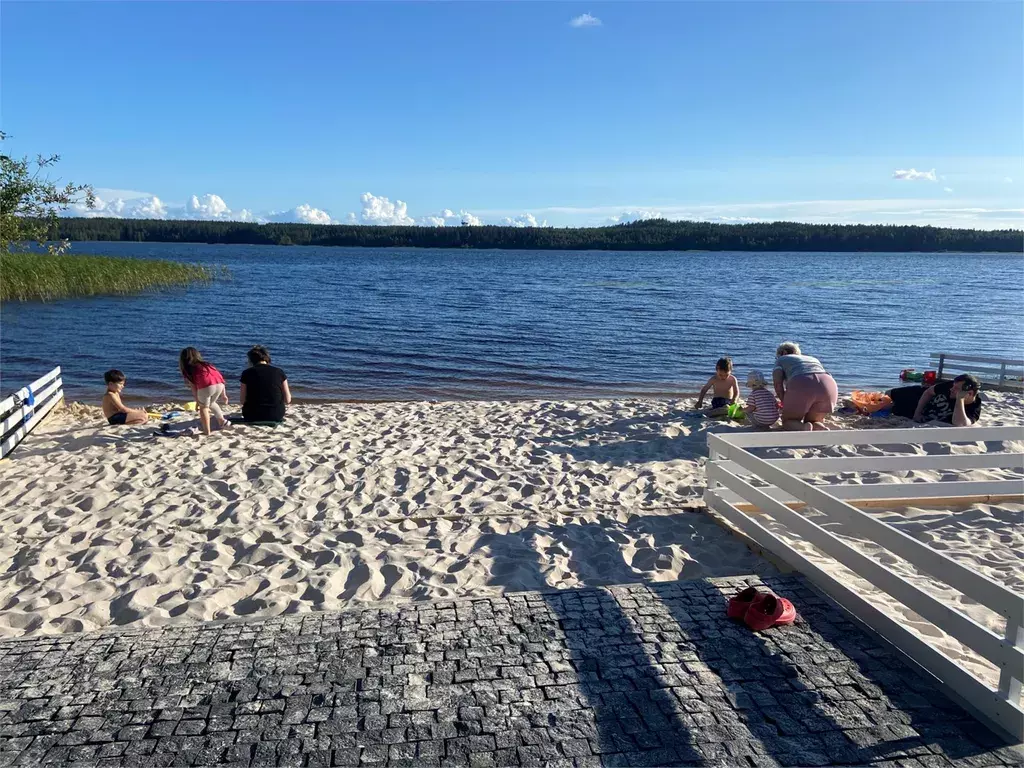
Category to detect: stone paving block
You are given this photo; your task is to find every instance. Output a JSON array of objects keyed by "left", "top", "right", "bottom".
[{"left": 0, "top": 575, "right": 1019, "bottom": 767}]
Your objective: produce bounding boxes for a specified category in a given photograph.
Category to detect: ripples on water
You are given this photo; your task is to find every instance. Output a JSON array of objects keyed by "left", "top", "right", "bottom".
[{"left": 2, "top": 244, "right": 1021, "bottom": 403}]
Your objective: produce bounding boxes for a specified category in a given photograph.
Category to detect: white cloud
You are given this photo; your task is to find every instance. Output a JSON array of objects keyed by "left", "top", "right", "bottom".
[
  {"left": 69, "top": 194, "right": 170, "bottom": 219},
  {"left": 351, "top": 192, "right": 415, "bottom": 226},
  {"left": 131, "top": 196, "right": 168, "bottom": 219},
  {"left": 185, "top": 193, "right": 231, "bottom": 219},
  {"left": 943, "top": 187, "right": 954, "bottom": 194},
  {"left": 92, "top": 187, "right": 153, "bottom": 201},
  {"left": 268, "top": 203, "right": 334, "bottom": 225},
  {"left": 68, "top": 191, "right": 263, "bottom": 222},
  {"left": 607, "top": 209, "right": 663, "bottom": 224},
  {"left": 892, "top": 168, "right": 938, "bottom": 182},
  {"left": 569, "top": 13, "right": 601, "bottom": 27},
  {"left": 499, "top": 213, "right": 546, "bottom": 228},
  {"left": 416, "top": 208, "right": 484, "bottom": 227}
]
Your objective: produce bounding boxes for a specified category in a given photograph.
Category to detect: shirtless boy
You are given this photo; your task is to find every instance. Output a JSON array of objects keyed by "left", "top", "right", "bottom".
[
  {"left": 101, "top": 369, "right": 149, "bottom": 426},
  {"left": 695, "top": 357, "right": 740, "bottom": 413}
]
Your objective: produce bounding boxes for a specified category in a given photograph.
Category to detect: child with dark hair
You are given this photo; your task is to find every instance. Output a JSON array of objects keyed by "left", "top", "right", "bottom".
[
  {"left": 240, "top": 345, "right": 291, "bottom": 423},
  {"left": 178, "top": 347, "right": 229, "bottom": 435},
  {"left": 695, "top": 357, "right": 739, "bottom": 412},
  {"left": 101, "top": 370, "right": 149, "bottom": 426}
]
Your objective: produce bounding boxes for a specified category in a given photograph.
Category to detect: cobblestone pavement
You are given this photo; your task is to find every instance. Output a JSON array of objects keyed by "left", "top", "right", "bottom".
[{"left": 1, "top": 574, "right": 1021, "bottom": 767}]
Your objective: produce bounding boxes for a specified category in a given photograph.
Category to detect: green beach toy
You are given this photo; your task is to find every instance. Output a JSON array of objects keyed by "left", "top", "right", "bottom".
[{"left": 726, "top": 402, "right": 746, "bottom": 420}]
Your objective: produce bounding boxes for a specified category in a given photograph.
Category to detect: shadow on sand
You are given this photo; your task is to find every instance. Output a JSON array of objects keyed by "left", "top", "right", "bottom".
[{"left": 530, "top": 407, "right": 748, "bottom": 468}]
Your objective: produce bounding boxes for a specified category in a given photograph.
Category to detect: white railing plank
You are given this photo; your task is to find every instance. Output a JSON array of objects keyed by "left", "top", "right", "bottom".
[
  {"left": 707, "top": 464, "right": 1024, "bottom": 672},
  {"left": 1000, "top": 622, "right": 1024, "bottom": 702},
  {"left": 715, "top": 449, "right": 1024, "bottom": 623},
  {"left": 709, "top": 425, "right": 1024, "bottom": 451},
  {"left": 755, "top": 452, "right": 1024, "bottom": 474},
  {"left": 928, "top": 366, "right": 1024, "bottom": 381},
  {"left": 704, "top": 489, "right": 1024, "bottom": 741},
  {"left": 712, "top": 473, "right": 1023, "bottom": 505},
  {"left": 930, "top": 352, "right": 1024, "bottom": 368}
]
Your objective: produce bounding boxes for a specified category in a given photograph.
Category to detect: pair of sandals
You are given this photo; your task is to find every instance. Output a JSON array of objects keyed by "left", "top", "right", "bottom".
[{"left": 727, "top": 586, "right": 797, "bottom": 631}]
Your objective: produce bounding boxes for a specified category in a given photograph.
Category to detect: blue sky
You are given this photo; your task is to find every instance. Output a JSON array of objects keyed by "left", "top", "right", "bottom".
[{"left": 3, "top": 1, "right": 1022, "bottom": 228}]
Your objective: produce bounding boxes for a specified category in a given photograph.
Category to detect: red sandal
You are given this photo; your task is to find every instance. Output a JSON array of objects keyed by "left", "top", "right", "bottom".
[
  {"left": 744, "top": 594, "right": 796, "bottom": 632},
  {"left": 727, "top": 586, "right": 763, "bottom": 620}
]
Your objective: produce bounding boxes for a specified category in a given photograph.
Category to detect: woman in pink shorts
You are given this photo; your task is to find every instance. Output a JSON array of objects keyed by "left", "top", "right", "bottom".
[{"left": 772, "top": 341, "right": 838, "bottom": 431}]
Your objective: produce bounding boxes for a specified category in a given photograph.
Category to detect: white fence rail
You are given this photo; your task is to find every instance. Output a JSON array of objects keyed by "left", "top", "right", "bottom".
[
  {"left": 931, "top": 352, "right": 1024, "bottom": 391},
  {"left": 0, "top": 367, "right": 64, "bottom": 459},
  {"left": 704, "top": 426, "right": 1024, "bottom": 742}
]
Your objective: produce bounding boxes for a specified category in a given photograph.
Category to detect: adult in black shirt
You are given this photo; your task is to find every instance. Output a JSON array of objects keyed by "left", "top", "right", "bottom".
[
  {"left": 239, "top": 345, "right": 291, "bottom": 423},
  {"left": 890, "top": 374, "right": 982, "bottom": 426}
]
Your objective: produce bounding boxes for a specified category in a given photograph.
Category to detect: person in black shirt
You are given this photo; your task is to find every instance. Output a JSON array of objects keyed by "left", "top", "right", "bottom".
[
  {"left": 891, "top": 373, "right": 982, "bottom": 426},
  {"left": 239, "top": 345, "right": 291, "bottom": 423}
]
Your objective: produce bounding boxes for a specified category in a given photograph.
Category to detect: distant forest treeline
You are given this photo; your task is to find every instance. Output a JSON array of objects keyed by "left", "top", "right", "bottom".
[{"left": 53, "top": 217, "right": 1024, "bottom": 253}]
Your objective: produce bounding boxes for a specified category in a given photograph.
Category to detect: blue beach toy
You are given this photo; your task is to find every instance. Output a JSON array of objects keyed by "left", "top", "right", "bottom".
[{"left": 21, "top": 385, "right": 36, "bottom": 425}]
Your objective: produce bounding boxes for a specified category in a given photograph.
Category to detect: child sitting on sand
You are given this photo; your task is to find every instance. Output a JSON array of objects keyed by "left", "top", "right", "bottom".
[
  {"left": 695, "top": 357, "right": 740, "bottom": 414},
  {"left": 101, "top": 370, "right": 150, "bottom": 426},
  {"left": 179, "top": 347, "right": 230, "bottom": 436},
  {"left": 743, "top": 370, "right": 781, "bottom": 428}
]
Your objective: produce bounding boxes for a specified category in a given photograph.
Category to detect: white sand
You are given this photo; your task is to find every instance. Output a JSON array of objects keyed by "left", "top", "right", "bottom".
[
  {"left": 1, "top": 393, "right": 1020, "bottom": 695},
  {"left": 0, "top": 398, "right": 773, "bottom": 636}
]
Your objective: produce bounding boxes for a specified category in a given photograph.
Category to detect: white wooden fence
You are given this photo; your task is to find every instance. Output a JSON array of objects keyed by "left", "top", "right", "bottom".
[
  {"left": 704, "top": 426, "right": 1024, "bottom": 742},
  {"left": 932, "top": 352, "right": 1024, "bottom": 391},
  {"left": 0, "top": 367, "right": 64, "bottom": 459}
]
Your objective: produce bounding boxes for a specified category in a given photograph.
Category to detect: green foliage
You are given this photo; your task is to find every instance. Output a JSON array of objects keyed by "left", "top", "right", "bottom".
[
  {"left": 53, "top": 216, "right": 1023, "bottom": 253},
  {"left": 0, "top": 252, "right": 216, "bottom": 302},
  {"left": 0, "top": 132, "right": 95, "bottom": 254}
]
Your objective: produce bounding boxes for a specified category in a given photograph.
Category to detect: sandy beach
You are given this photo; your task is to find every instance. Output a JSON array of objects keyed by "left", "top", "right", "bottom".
[{"left": 1, "top": 393, "right": 1021, "bottom": 693}]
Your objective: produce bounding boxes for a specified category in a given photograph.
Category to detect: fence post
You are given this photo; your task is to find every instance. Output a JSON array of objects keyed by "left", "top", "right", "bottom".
[
  {"left": 936, "top": 354, "right": 945, "bottom": 381},
  {"left": 708, "top": 448, "right": 718, "bottom": 489},
  {"left": 999, "top": 363, "right": 1007, "bottom": 389},
  {"left": 998, "top": 619, "right": 1023, "bottom": 704}
]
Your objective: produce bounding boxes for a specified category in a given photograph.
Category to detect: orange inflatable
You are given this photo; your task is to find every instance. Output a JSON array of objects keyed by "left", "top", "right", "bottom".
[{"left": 849, "top": 390, "right": 892, "bottom": 414}]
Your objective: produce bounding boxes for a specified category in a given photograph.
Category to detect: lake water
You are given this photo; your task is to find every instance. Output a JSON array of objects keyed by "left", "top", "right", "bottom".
[{"left": 2, "top": 243, "right": 1021, "bottom": 404}]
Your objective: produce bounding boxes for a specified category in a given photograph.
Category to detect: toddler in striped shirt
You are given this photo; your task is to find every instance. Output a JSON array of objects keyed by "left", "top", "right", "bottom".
[{"left": 744, "top": 370, "right": 781, "bottom": 428}]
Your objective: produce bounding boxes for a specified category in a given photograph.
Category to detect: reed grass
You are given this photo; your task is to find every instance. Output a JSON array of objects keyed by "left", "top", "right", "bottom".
[{"left": 1, "top": 252, "right": 218, "bottom": 302}]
